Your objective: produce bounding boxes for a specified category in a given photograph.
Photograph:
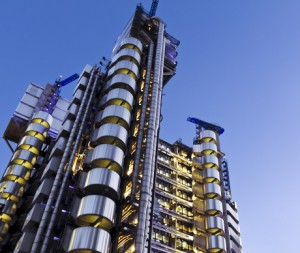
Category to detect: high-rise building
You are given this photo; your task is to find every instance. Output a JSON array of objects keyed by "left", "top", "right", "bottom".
[
  {"left": 0, "top": 3, "right": 242, "bottom": 253},
  {"left": 151, "top": 120, "right": 242, "bottom": 253}
]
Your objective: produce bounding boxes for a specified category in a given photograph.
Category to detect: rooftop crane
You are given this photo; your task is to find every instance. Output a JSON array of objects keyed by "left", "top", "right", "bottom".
[
  {"left": 187, "top": 117, "right": 225, "bottom": 135},
  {"left": 54, "top": 73, "right": 79, "bottom": 92},
  {"left": 149, "top": 0, "right": 159, "bottom": 16}
]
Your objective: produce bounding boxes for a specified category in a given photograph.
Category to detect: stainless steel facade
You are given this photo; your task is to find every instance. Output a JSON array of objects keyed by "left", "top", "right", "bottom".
[
  {"left": 0, "top": 4, "right": 242, "bottom": 253},
  {"left": 151, "top": 136, "right": 242, "bottom": 253}
]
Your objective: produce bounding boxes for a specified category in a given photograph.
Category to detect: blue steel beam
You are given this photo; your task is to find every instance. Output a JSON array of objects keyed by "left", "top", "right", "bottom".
[{"left": 187, "top": 117, "right": 224, "bottom": 135}]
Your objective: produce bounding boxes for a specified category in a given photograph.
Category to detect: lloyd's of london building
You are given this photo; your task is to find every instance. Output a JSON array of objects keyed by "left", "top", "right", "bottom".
[{"left": 0, "top": 3, "right": 242, "bottom": 253}]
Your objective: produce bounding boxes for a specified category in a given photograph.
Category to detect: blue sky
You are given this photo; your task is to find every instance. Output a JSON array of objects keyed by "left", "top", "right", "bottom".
[{"left": 1, "top": 1, "right": 300, "bottom": 252}]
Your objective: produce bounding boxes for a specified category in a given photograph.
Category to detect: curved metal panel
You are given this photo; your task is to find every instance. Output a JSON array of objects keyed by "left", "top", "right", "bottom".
[
  {"left": 90, "top": 123, "right": 128, "bottom": 152},
  {"left": 25, "top": 123, "right": 48, "bottom": 141},
  {"left": 95, "top": 105, "right": 131, "bottom": 130},
  {"left": 120, "top": 37, "right": 143, "bottom": 53},
  {"left": 0, "top": 181, "right": 24, "bottom": 202},
  {"left": 0, "top": 221, "right": 9, "bottom": 236},
  {"left": 14, "top": 231, "right": 35, "bottom": 253},
  {"left": 199, "top": 130, "right": 217, "bottom": 143},
  {"left": 204, "top": 183, "right": 222, "bottom": 199},
  {"left": 193, "top": 142, "right": 218, "bottom": 155},
  {"left": 206, "top": 216, "right": 225, "bottom": 235},
  {"left": 67, "top": 227, "right": 111, "bottom": 253},
  {"left": 202, "top": 155, "right": 219, "bottom": 169},
  {"left": 0, "top": 199, "right": 17, "bottom": 222},
  {"left": 49, "top": 136, "right": 68, "bottom": 158},
  {"left": 32, "top": 178, "right": 54, "bottom": 204},
  {"left": 100, "top": 88, "right": 134, "bottom": 111},
  {"left": 3, "top": 165, "right": 30, "bottom": 185},
  {"left": 18, "top": 135, "right": 43, "bottom": 155},
  {"left": 11, "top": 150, "right": 36, "bottom": 168},
  {"left": 207, "top": 235, "right": 226, "bottom": 252},
  {"left": 58, "top": 119, "right": 74, "bottom": 138},
  {"left": 105, "top": 73, "right": 137, "bottom": 95},
  {"left": 74, "top": 195, "right": 116, "bottom": 230},
  {"left": 111, "top": 48, "right": 141, "bottom": 66},
  {"left": 203, "top": 168, "right": 220, "bottom": 183},
  {"left": 23, "top": 203, "right": 44, "bottom": 232},
  {"left": 205, "top": 199, "right": 223, "bottom": 216},
  {"left": 85, "top": 144, "right": 124, "bottom": 175},
  {"left": 41, "top": 156, "right": 62, "bottom": 180},
  {"left": 31, "top": 111, "right": 53, "bottom": 128},
  {"left": 108, "top": 60, "right": 139, "bottom": 80},
  {"left": 82, "top": 168, "right": 120, "bottom": 201}
]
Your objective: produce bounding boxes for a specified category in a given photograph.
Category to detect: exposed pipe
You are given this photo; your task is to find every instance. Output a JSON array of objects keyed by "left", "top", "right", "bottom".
[
  {"left": 135, "top": 21, "right": 165, "bottom": 253},
  {"left": 130, "top": 33, "right": 154, "bottom": 200},
  {"left": 30, "top": 68, "right": 96, "bottom": 253},
  {"left": 146, "top": 35, "right": 166, "bottom": 250},
  {"left": 40, "top": 71, "right": 100, "bottom": 253}
]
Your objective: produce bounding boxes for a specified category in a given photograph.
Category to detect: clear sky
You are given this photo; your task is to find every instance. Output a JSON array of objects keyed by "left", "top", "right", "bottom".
[{"left": 1, "top": 1, "right": 300, "bottom": 252}]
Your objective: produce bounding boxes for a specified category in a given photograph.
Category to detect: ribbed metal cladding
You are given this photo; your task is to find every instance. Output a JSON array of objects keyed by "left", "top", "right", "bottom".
[
  {"left": 0, "top": 111, "right": 52, "bottom": 242},
  {"left": 66, "top": 37, "right": 142, "bottom": 253}
]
